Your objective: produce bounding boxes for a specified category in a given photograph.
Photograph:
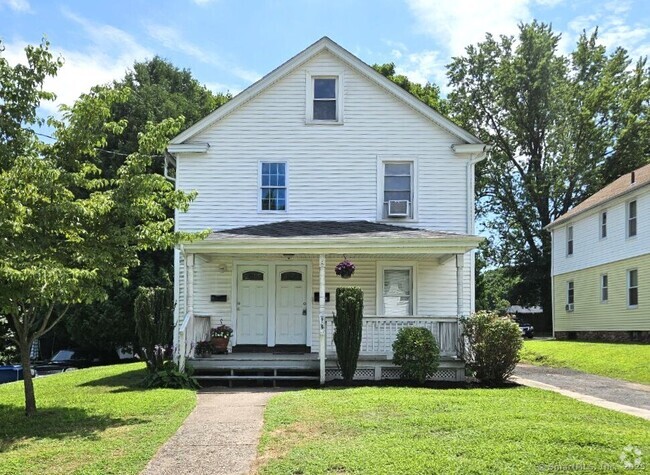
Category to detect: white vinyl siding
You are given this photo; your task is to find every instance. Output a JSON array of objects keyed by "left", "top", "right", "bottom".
[
  {"left": 551, "top": 191, "right": 650, "bottom": 276},
  {"left": 175, "top": 51, "right": 467, "bottom": 233}
]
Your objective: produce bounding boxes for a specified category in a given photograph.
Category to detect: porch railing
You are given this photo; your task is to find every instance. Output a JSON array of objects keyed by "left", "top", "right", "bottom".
[
  {"left": 178, "top": 313, "right": 213, "bottom": 370},
  {"left": 324, "top": 316, "right": 461, "bottom": 358}
]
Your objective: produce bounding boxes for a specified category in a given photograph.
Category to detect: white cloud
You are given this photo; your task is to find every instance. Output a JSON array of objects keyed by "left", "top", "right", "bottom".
[
  {"left": 566, "top": 3, "right": 650, "bottom": 60},
  {"left": 406, "top": 0, "right": 533, "bottom": 57},
  {"left": 4, "top": 10, "right": 153, "bottom": 115},
  {"left": 144, "top": 23, "right": 260, "bottom": 83},
  {"left": 0, "top": 0, "right": 31, "bottom": 12}
]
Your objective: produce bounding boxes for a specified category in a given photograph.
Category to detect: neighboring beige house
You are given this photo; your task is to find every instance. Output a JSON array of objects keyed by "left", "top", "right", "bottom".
[
  {"left": 166, "top": 37, "right": 490, "bottom": 384},
  {"left": 546, "top": 163, "right": 650, "bottom": 342}
]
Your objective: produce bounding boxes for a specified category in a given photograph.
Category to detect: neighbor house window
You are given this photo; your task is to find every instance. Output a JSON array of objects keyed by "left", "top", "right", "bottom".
[
  {"left": 628, "top": 200, "right": 637, "bottom": 237},
  {"left": 313, "top": 78, "right": 336, "bottom": 120},
  {"left": 567, "top": 281, "right": 574, "bottom": 308},
  {"left": 566, "top": 226, "right": 574, "bottom": 256},
  {"left": 260, "top": 162, "right": 286, "bottom": 211},
  {"left": 600, "top": 211, "right": 607, "bottom": 238},
  {"left": 601, "top": 274, "right": 608, "bottom": 302},
  {"left": 628, "top": 269, "right": 639, "bottom": 307},
  {"left": 382, "top": 268, "right": 412, "bottom": 316},
  {"left": 383, "top": 162, "right": 413, "bottom": 218}
]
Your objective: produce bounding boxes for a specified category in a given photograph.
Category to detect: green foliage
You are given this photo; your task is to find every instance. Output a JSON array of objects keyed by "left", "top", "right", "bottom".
[
  {"left": 332, "top": 287, "right": 364, "bottom": 381},
  {"left": 373, "top": 62, "right": 449, "bottom": 115},
  {"left": 134, "top": 287, "right": 174, "bottom": 373},
  {"left": 66, "top": 57, "right": 230, "bottom": 353},
  {"left": 520, "top": 340, "right": 650, "bottom": 385},
  {"left": 0, "top": 40, "right": 199, "bottom": 414},
  {"left": 0, "top": 363, "right": 196, "bottom": 474},
  {"left": 258, "top": 387, "right": 650, "bottom": 474},
  {"left": 392, "top": 327, "right": 440, "bottom": 383},
  {"left": 194, "top": 340, "right": 214, "bottom": 357},
  {"left": 448, "top": 22, "right": 650, "bottom": 312},
  {"left": 141, "top": 360, "right": 199, "bottom": 389},
  {"left": 0, "top": 316, "right": 18, "bottom": 364},
  {"left": 462, "top": 311, "right": 523, "bottom": 383}
]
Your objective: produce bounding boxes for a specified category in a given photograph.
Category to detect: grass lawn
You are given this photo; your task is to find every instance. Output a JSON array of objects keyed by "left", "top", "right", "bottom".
[
  {"left": 520, "top": 340, "right": 650, "bottom": 384},
  {"left": 255, "top": 387, "right": 650, "bottom": 474},
  {"left": 0, "top": 363, "right": 195, "bottom": 475}
]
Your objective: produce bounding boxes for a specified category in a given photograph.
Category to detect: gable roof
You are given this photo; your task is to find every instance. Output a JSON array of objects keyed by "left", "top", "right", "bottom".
[
  {"left": 170, "top": 36, "right": 482, "bottom": 145},
  {"left": 547, "top": 163, "right": 650, "bottom": 230}
]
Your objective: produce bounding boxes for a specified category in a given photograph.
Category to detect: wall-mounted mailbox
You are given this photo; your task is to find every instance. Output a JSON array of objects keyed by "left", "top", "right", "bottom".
[
  {"left": 313, "top": 292, "right": 330, "bottom": 303},
  {"left": 210, "top": 294, "right": 228, "bottom": 302}
]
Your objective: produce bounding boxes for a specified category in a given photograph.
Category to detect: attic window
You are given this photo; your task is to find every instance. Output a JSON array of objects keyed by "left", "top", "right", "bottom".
[{"left": 306, "top": 72, "right": 343, "bottom": 124}]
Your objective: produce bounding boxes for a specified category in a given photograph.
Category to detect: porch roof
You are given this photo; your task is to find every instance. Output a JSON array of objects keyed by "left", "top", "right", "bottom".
[{"left": 182, "top": 220, "right": 483, "bottom": 255}]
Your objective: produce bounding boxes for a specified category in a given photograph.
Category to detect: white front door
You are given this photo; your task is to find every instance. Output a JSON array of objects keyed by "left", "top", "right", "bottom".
[
  {"left": 275, "top": 266, "right": 308, "bottom": 345},
  {"left": 237, "top": 266, "right": 268, "bottom": 345}
]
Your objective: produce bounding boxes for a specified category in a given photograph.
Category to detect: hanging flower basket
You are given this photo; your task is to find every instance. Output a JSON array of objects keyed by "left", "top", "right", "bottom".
[
  {"left": 210, "top": 323, "right": 233, "bottom": 354},
  {"left": 335, "top": 259, "right": 355, "bottom": 279}
]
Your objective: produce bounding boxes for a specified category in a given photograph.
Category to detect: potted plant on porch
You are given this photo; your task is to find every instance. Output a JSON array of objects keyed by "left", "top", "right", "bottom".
[
  {"left": 210, "top": 323, "right": 233, "bottom": 354},
  {"left": 194, "top": 340, "right": 213, "bottom": 358}
]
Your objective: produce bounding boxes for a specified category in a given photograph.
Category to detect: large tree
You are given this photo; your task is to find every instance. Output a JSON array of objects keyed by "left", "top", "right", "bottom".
[
  {"left": 448, "top": 22, "right": 650, "bottom": 314},
  {"left": 0, "top": 41, "right": 196, "bottom": 415},
  {"left": 64, "top": 58, "right": 230, "bottom": 353}
]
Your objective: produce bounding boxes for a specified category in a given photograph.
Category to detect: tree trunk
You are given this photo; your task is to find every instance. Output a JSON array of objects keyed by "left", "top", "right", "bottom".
[{"left": 20, "top": 340, "right": 37, "bottom": 416}]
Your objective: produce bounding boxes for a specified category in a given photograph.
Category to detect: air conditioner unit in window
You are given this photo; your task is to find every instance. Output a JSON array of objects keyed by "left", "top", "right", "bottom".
[
  {"left": 387, "top": 200, "right": 410, "bottom": 217},
  {"left": 565, "top": 303, "right": 574, "bottom": 312}
]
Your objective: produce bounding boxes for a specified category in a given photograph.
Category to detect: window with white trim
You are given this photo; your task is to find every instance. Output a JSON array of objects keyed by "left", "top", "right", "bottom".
[
  {"left": 382, "top": 268, "right": 412, "bottom": 316},
  {"left": 567, "top": 281, "right": 574, "bottom": 306},
  {"left": 628, "top": 269, "right": 639, "bottom": 307},
  {"left": 260, "top": 162, "right": 286, "bottom": 211},
  {"left": 306, "top": 74, "right": 342, "bottom": 123},
  {"left": 600, "top": 211, "right": 607, "bottom": 239},
  {"left": 628, "top": 200, "right": 637, "bottom": 237},
  {"left": 601, "top": 274, "right": 608, "bottom": 303},
  {"left": 383, "top": 162, "right": 413, "bottom": 219},
  {"left": 566, "top": 226, "right": 574, "bottom": 256}
]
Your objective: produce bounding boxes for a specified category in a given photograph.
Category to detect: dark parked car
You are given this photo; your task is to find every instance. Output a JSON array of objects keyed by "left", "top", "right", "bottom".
[
  {"left": 518, "top": 322, "right": 534, "bottom": 339},
  {"left": 34, "top": 348, "right": 135, "bottom": 375}
]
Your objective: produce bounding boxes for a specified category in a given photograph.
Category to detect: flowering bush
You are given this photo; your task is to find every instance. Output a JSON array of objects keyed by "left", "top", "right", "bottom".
[
  {"left": 335, "top": 259, "right": 355, "bottom": 277},
  {"left": 210, "top": 324, "right": 233, "bottom": 339}
]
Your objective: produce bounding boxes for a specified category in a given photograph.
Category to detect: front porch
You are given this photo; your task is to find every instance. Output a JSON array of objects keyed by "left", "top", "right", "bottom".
[{"left": 175, "top": 221, "right": 481, "bottom": 383}]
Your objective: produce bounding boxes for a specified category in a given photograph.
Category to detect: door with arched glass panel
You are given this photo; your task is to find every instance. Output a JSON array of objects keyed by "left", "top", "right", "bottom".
[
  {"left": 275, "top": 266, "right": 308, "bottom": 345},
  {"left": 237, "top": 266, "right": 268, "bottom": 344}
]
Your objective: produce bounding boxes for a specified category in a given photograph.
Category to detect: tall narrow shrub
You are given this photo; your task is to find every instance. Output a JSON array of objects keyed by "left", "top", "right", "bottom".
[
  {"left": 134, "top": 286, "right": 174, "bottom": 373},
  {"left": 333, "top": 287, "right": 364, "bottom": 381}
]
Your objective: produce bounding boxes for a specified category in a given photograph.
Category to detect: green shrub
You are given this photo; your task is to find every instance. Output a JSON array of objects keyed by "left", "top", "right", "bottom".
[
  {"left": 461, "top": 311, "right": 522, "bottom": 383},
  {"left": 333, "top": 287, "right": 364, "bottom": 381},
  {"left": 392, "top": 327, "right": 440, "bottom": 383},
  {"left": 142, "top": 361, "right": 199, "bottom": 389}
]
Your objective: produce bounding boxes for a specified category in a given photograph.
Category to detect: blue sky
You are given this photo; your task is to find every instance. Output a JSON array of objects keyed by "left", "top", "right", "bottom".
[{"left": 2, "top": 0, "right": 650, "bottom": 115}]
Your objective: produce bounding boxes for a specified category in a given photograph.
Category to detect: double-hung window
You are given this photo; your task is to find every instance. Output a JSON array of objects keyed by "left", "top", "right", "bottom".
[
  {"left": 628, "top": 200, "right": 637, "bottom": 237},
  {"left": 566, "top": 226, "right": 574, "bottom": 256},
  {"left": 628, "top": 269, "right": 639, "bottom": 307},
  {"left": 601, "top": 274, "right": 608, "bottom": 303},
  {"left": 383, "top": 162, "right": 413, "bottom": 218},
  {"left": 600, "top": 211, "right": 607, "bottom": 239},
  {"left": 307, "top": 74, "right": 342, "bottom": 123},
  {"left": 567, "top": 281, "right": 574, "bottom": 310},
  {"left": 382, "top": 268, "right": 412, "bottom": 316},
  {"left": 260, "top": 162, "right": 286, "bottom": 211}
]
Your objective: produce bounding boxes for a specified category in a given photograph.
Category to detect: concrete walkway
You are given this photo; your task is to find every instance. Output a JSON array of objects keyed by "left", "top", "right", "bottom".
[
  {"left": 513, "top": 364, "right": 650, "bottom": 421},
  {"left": 141, "top": 388, "right": 280, "bottom": 475}
]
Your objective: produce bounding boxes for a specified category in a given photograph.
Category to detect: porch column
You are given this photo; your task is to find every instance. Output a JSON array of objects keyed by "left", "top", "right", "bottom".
[
  {"left": 319, "top": 254, "right": 326, "bottom": 384},
  {"left": 186, "top": 253, "right": 195, "bottom": 317},
  {"left": 456, "top": 254, "right": 464, "bottom": 317}
]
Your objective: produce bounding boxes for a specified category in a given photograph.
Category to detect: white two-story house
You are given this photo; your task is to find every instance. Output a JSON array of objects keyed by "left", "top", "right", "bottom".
[
  {"left": 546, "top": 164, "right": 650, "bottom": 342},
  {"left": 167, "top": 37, "right": 489, "bottom": 383}
]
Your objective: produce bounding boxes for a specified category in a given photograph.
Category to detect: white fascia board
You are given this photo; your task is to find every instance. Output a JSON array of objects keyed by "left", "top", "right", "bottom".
[
  {"left": 452, "top": 144, "right": 492, "bottom": 155},
  {"left": 167, "top": 143, "right": 210, "bottom": 154},
  {"left": 182, "top": 235, "right": 484, "bottom": 254},
  {"left": 169, "top": 36, "right": 482, "bottom": 146}
]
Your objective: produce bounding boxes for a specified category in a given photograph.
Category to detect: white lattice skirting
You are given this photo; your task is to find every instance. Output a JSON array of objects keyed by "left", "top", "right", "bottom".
[{"left": 325, "top": 365, "right": 464, "bottom": 382}]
